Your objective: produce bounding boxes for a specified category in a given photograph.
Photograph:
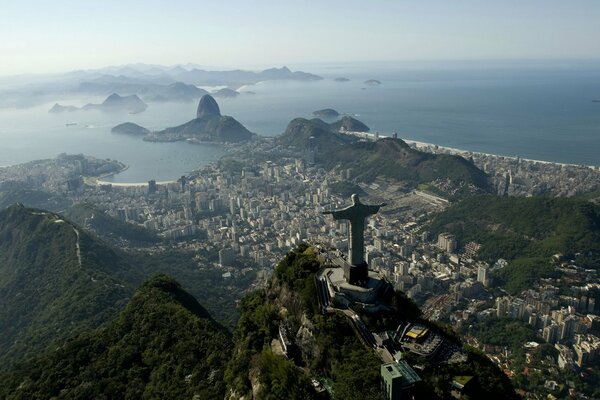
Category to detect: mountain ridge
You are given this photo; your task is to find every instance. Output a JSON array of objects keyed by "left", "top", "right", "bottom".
[
  {"left": 0, "top": 204, "right": 138, "bottom": 368},
  {"left": 279, "top": 117, "right": 490, "bottom": 197},
  {"left": 0, "top": 275, "right": 231, "bottom": 399}
]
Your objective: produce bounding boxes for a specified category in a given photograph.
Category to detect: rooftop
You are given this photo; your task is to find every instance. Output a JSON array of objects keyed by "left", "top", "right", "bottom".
[{"left": 381, "top": 360, "right": 421, "bottom": 386}]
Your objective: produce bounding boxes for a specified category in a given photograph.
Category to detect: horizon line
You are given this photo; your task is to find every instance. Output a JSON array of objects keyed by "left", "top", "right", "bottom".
[{"left": 2, "top": 57, "right": 600, "bottom": 79}]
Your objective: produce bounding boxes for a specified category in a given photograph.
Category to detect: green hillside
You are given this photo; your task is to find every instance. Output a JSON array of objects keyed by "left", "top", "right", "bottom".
[
  {"left": 0, "top": 204, "right": 138, "bottom": 369},
  {"left": 428, "top": 195, "right": 600, "bottom": 292},
  {"left": 0, "top": 204, "right": 252, "bottom": 370},
  {"left": 279, "top": 118, "right": 489, "bottom": 196},
  {"left": 0, "top": 275, "right": 231, "bottom": 399}
]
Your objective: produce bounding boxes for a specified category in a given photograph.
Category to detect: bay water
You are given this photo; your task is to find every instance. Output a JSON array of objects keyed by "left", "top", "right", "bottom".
[{"left": 1, "top": 62, "right": 599, "bottom": 182}]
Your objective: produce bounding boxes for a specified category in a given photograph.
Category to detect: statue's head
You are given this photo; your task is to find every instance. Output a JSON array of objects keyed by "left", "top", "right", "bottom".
[{"left": 351, "top": 193, "right": 360, "bottom": 204}]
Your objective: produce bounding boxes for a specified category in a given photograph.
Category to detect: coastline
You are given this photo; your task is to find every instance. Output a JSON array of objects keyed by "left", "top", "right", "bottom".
[
  {"left": 342, "top": 130, "right": 599, "bottom": 169},
  {"left": 402, "top": 138, "right": 599, "bottom": 170},
  {"left": 87, "top": 163, "right": 176, "bottom": 187},
  {"left": 94, "top": 179, "right": 177, "bottom": 187},
  {"left": 93, "top": 132, "right": 599, "bottom": 186}
]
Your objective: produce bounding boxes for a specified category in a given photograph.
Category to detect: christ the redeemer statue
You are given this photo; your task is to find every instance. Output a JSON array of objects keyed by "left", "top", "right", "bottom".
[{"left": 323, "top": 194, "right": 386, "bottom": 284}]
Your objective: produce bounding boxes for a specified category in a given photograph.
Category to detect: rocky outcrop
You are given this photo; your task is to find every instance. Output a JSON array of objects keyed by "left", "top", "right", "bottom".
[
  {"left": 146, "top": 95, "right": 252, "bottom": 143},
  {"left": 196, "top": 94, "right": 221, "bottom": 118}
]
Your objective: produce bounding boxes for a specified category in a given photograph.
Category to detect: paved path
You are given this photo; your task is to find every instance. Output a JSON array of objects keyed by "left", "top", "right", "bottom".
[{"left": 72, "top": 227, "right": 82, "bottom": 268}]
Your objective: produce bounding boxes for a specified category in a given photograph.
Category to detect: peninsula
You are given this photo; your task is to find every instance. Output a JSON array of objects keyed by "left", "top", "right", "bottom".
[
  {"left": 142, "top": 94, "right": 252, "bottom": 143},
  {"left": 49, "top": 93, "right": 147, "bottom": 114}
]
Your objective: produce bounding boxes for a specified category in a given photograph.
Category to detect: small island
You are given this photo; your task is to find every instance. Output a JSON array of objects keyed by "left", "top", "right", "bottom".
[
  {"left": 364, "top": 79, "right": 382, "bottom": 85},
  {"left": 312, "top": 108, "right": 340, "bottom": 118},
  {"left": 111, "top": 122, "right": 150, "bottom": 136},
  {"left": 334, "top": 77, "right": 350, "bottom": 82},
  {"left": 211, "top": 88, "right": 239, "bottom": 98}
]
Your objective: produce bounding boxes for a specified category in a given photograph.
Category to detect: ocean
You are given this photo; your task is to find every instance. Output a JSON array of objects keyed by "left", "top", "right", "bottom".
[{"left": 1, "top": 62, "right": 599, "bottom": 182}]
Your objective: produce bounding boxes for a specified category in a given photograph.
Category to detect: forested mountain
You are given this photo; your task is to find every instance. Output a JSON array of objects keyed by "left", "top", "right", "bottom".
[
  {"left": 0, "top": 204, "right": 252, "bottom": 371},
  {"left": 429, "top": 195, "right": 600, "bottom": 264},
  {"left": 0, "top": 204, "right": 139, "bottom": 369},
  {"left": 428, "top": 195, "right": 600, "bottom": 293},
  {"left": 279, "top": 118, "right": 490, "bottom": 197},
  {"left": 0, "top": 275, "right": 231, "bottom": 399}
]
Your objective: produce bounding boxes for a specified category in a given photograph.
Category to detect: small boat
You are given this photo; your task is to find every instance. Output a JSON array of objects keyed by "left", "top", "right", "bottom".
[{"left": 65, "top": 123, "right": 77, "bottom": 127}]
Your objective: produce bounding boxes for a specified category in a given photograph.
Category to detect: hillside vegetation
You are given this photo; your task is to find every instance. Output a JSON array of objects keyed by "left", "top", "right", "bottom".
[
  {"left": 279, "top": 118, "right": 489, "bottom": 197},
  {"left": 0, "top": 275, "right": 231, "bottom": 399},
  {"left": 428, "top": 195, "right": 600, "bottom": 292},
  {"left": 0, "top": 204, "right": 136, "bottom": 369},
  {"left": 0, "top": 204, "right": 252, "bottom": 371}
]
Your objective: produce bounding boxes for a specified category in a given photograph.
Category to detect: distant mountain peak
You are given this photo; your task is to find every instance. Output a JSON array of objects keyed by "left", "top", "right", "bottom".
[
  {"left": 196, "top": 94, "right": 221, "bottom": 118},
  {"left": 105, "top": 93, "right": 122, "bottom": 101}
]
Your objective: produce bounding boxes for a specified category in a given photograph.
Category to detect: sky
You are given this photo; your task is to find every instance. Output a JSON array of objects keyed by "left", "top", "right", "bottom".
[{"left": 2, "top": 0, "right": 600, "bottom": 75}]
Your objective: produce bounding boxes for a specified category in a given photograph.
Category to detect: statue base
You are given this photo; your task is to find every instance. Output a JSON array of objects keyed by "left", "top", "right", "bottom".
[{"left": 344, "top": 261, "right": 369, "bottom": 286}]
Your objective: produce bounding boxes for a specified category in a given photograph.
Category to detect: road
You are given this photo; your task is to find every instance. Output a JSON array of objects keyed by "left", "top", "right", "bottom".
[
  {"left": 315, "top": 275, "right": 330, "bottom": 310},
  {"left": 72, "top": 227, "right": 82, "bottom": 268},
  {"left": 343, "top": 309, "right": 377, "bottom": 348}
]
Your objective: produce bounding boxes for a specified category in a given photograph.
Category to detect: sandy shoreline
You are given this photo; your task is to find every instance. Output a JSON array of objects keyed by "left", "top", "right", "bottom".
[
  {"left": 94, "top": 179, "right": 176, "bottom": 187},
  {"left": 344, "top": 130, "right": 598, "bottom": 169},
  {"left": 401, "top": 138, "right": 598, "bottom": 169}
]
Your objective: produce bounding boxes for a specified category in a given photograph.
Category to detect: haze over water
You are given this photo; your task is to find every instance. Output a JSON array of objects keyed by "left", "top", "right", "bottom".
[{"left": 1, "top": 62, "right": 599, "bottom": 182}]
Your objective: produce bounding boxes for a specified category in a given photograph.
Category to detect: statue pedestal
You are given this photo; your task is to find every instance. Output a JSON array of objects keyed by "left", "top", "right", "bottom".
[
  {"left": 344, "top": 262, "right": 369, "bottom": 286},
  {"left": 321, "top": 267, "right": 389, "bottom": 306}
]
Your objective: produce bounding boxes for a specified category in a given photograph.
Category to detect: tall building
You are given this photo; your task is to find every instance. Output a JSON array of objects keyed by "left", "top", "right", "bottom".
[
  {"left": 380, "top": 360, "right": 421, "bottom": 400},
  {"left": 496, "top": 297, "right": 510, "bottom": 318},
  {"left": 573, "top": 335, "right": 600, "bottom": 368},
  {"left": 477, "top": 264, "right": 490, "bottom": 287},
  {"left": 147, "top": 179, "right": 157, "bottom": 194},
  {"left": 437, "top": 233, "right": 457, "bottom": 253},
  {"left": 560, "top": 316, "right": 577, "bottom": 342},
  {"left": 543, "top": 324, "right": 560, "bottom": 344},
  {"left": 399, "top": 244, "right": 411, "bottom": 258},
  {"left": 509, "top": 298, "right": 525, "bottom": 320},
  {"left": 396, "top": 261, "right": 410, "bottom": 276}
]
